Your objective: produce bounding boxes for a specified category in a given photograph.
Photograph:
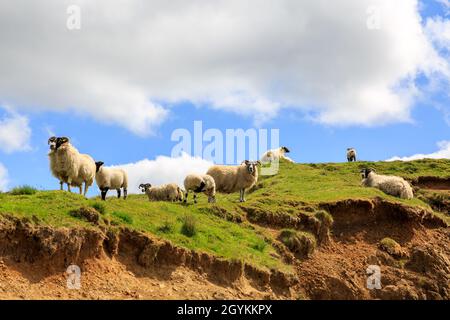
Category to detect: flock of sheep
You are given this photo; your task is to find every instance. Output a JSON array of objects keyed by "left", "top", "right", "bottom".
[{"left": 47, "top": 137, "right": 414, "bottom": 203}]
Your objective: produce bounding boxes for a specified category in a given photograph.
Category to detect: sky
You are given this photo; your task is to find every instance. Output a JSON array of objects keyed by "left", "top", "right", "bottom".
[{"left": 0, "top": 0, "right": 449, "bottom": 196}]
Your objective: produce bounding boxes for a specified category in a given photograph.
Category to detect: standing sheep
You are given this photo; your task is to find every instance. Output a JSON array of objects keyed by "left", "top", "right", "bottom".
[
  {"left": 139, "top": 183, "right": 183, "bottom": 202},
  {"left": 261, "top": 147, "right": 294, "bottom": 164},
  {"left": 347, "top": 148, "right": 357, "bottom": 162},
  {"left": 95, "top": 161, "right": 128, "bottom": 201},
  {"left": 50, "top": 137, "right": 96, "bottom": 196},
  {"left": 206, "top": 160, "right": 261, "bottom": 202},
  {"left": 183, "top": 174, "right": 216, "bottom": 204},
  {"left": 360, "top": 168, "right": 414, "bottom": 200}
]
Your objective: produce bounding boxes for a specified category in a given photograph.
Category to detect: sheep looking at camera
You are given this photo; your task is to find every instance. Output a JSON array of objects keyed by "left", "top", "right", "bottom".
[
  {"left": 95, "top": 161, "right": 128, "bottom": 201},
  {"left": 206, "top": 160, "right": 261, "bottom": 202},
  {"left": 139, "top": 183, "right": 183, "bottom": 202},
  {"left": 261, "top": 147, "right": 294, "bottom": 164},
  {"left": 347, "top": 148, "right": 357, "bottom": 162},
  {"left": 183, "top": 174, "right": 216, "bottom": 204},
  {"left": 49, "top": 137, "right": 96, "bottom": 196},
  {"left": 360, "top": 168, "right": 414, "bottom": 200}
]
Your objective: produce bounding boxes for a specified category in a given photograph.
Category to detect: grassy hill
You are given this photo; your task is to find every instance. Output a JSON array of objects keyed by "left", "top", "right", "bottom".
[{"left": 0, "top": 159, "right": 449, "bottom": 275}]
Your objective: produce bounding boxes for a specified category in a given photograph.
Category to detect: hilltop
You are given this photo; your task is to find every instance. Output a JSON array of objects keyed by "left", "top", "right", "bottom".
[{"left": 0, "top": 159, "right": 449, "bottom": 299}]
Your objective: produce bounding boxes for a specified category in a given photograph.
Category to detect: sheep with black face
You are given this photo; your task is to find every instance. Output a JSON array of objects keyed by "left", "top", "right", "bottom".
[
  {"left": 48, "top": 136, "right": 96, "bottom": 196},
  {"left": 360, "top": 168, "right": 413, "bottom": 200},
  {"left": 95, "top": 161, "right": 128, "bottom": 201},
  {"left": 261, "top": 147, "right": 294, "bottom": 164}
]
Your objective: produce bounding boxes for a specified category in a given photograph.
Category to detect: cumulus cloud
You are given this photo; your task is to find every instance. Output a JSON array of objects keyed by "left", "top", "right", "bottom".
[
  {"left": 0, "top": 106, "right": 32, "bottom": 153},
  {"left": 387, "top": 140, "right": 450, "bottom": 161},
  {"left": 111, "top": 153, "right": 213, "bottom": 194},
  {"left": 0, "top": 163, "right": 9, "bottom": 191},
  {"left": 0, "top": 0, "right": 447, "bottom": 133}
]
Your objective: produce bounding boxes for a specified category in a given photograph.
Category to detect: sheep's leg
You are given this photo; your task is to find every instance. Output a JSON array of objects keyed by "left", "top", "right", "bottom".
[
  {"left": 78, "top": 186, "right": 82, "bottom": 195},
  {"left": 83, "top": 183, "right": 89, "bottom": 197},
  {"left": 123, "top": 189, "right": 127, "bottom": 200},
  {"left": 59, "top": 181, "right": 64, "bottom": 191},
  {"left": 184, "top": 192, "right": 188, "bottom": 203},
  {"left": 240, "top": 189, "right": 246, "bottom": 202},
  {"left": 67, "top": 184, "right": 72, "bottom": 193},
  {"left": 117, "top": 189, "right": 121, "bottom": 199},
  {"left": 101, "top": 188, "right": 109, "bottom": 201},
  {"left": 193, "top": 193, "right": 197, "bottom": 204}
]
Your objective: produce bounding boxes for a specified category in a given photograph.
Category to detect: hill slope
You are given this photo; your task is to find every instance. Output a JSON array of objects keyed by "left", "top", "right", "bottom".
[{"left": 0, "top": 159, "right": 449, "bottom": 299}]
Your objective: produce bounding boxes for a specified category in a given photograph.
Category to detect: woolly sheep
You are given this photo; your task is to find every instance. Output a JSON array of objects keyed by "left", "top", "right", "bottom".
[
  {"left": 183, "top": 174, "right": 216, "bottom": 204},
  {"left": 206, "top": 160, "right": 261, "bottom": 202},
  {"left": 360, "top": 168, "right": 414, "bottom": 200},
  {"left": 139, "top": 183, "right": 183, "bottom": 202},
  {"left": 347, "top": 148, "right": 357, "bottom": 162},
  {"left": 95, "top": 161, "right": 128, "bottom": 201},
  {"left": 261, "top": 147, "right": 294, "bottom": 164},
  {"left": 50, "top": 137, "right": 96, "bottom": 196}
]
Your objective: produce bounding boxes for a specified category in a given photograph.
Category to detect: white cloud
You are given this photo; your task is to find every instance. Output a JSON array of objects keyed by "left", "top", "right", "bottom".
[
  {"left": 0, "top": 163, "right": 9, "bottom": 191},
  {"left": 425, "top": 16, "right": 450, "bottom": 51},
  {"left": 0, "top": 0, "right": 447, "bottom": 133},
  {"left": 0, "top": 106, "right": 32, "bottom": 153},
  {"left": 387, "top": 140, "right": 450, "bottom": 161},
  {"left": 110, "top": 153, "right": 213, "bottom": 194}
]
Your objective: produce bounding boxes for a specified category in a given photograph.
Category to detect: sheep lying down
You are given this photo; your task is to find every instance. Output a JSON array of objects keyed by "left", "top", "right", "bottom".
[
  {"left": 139, "top": 183, "right": 183, "bottom": 202},
  {"left": 360, "top": 168, "right": 414, "bottom": 200}
]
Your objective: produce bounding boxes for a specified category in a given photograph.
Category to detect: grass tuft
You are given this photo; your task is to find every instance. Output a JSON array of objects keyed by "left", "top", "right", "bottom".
[
  {"left": 181, "top": 214, "right": 197, "bottom": 237},
  {"left": 111, "top": 211, "right": 133, "bottom": 225},
  {"left": 9, "top": 185, "right": 38, "bottom": 195},
  {"left": 90, "top": 202, "right": 106, "bottom": 215}
]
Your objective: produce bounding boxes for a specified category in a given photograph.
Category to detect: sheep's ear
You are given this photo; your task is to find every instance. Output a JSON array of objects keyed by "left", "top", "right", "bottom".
[
  {"left": 48, "top": 137, "right": 56, "bottom": 144},
  {"left": 60, "top": 137, "right": 69, "bottom": 143},
  {"left": 283, "top": 147, "right": 290, "bottom": 153},
  {"left": 244, "top": 160, "right": 250, "bottom": 165},
  {"left": 256, "top": 161, "right": 262, "bottom": 166}
]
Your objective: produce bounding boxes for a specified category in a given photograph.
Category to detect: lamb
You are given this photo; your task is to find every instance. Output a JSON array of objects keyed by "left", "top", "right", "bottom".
[
  {"left": 260, "top": 147, "right": 294, "bottom": 164},
  {"left": 183, "top": 174, "right": 216, "bottom": 204},
  {"left": 139, "top": 183, "right": 183, "bottom": 202},
  {"left": 360, "top": 168, "right": 414, "bottom": 200},
  {"left": 95, "top": 161, "right": 128, "bottom": 201},
  {"left": 50, "top": 137, "right": 96, "bottom": 196},
  {"left": 206, "top": 160, "right": 261, "bottom": 202},
  {"left": 347, "top": 148, "right": 357, "bottom": 162}
]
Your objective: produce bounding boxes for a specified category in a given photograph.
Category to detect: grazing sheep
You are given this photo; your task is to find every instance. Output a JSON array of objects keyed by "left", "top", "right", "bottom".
[
  {"left": 139, "top": 183, "right": 183, "bottom": 202},
  {"left": 261, "top": 147, "right": 294, "bottom": 164},
  {"left": 347, "top": 148, "right": 357, "bottom": 162},
  {"left": 183, "top": 174, "right": 216, "bottom": 204},
  {"left": 51, "top": 137, "right": 96, "bottom": 196},
  {"left": 360, "top": 168, "right": 414, "bottom": 200},
  {"left": 95, "top": 161, "right": 128, "bottom": 201},
  {"left": 206, "top": 160, "right": 261, "bottom": 202}
]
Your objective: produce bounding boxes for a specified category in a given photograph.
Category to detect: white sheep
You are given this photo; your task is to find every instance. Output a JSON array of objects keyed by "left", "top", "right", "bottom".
[
  {"left": 260, "top": 147, "right": 294, "bottom": 164},
  {"left": 139, "top": 183, "right": 183, "bottom": 202},
  {"left": 51, "top": 137, "right": 96, "bottom": 196},
  {"left": 183, "top": 174, "right": 216, "bottom": 204},
  {"left": 206, "top": 160, "right": 261, "bottom": 202},
  {"left": 347, "top": 148, "right": 357, "bottom": 162},
  {"left": 360, "top": 168, "right": 414, "bottom": 200},
  {"left": 95, "top": 162, "right": 128, "bottom": 201}
]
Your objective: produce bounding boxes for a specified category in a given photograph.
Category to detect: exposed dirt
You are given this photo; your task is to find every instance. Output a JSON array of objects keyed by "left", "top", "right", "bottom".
[
  {"left": 0, "top": 194, "right": 449, "bottom": 300},
  {"left": 412, "top": 176, "right": 450, "bottom": 191}
]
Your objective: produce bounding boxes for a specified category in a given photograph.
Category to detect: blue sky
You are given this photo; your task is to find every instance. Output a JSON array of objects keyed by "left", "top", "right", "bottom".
[{"left": 0, "top": 0, "right": 449, "bottom": 196}]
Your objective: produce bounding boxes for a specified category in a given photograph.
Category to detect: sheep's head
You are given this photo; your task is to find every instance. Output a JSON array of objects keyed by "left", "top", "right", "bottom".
[
  {"left": 139, "top": 183, "right": 151, "bottom": 192},
  {"left": 243, "top": 160, "right": 261, "bottom": 176},
  {"left": 55, "top": 137, "right": 70, "bottom": 149},
  {"left": 360, "top": 168, "right": 375, "bottom": 179},
  {"left": 48, "top": 137, "right": 57, "bottom": 150},
  {"left": 281, "top": 146, "right": 290, "bottom": 153},
  {"left": 95, "top": 161, "right": 104, "bottom": 173}
]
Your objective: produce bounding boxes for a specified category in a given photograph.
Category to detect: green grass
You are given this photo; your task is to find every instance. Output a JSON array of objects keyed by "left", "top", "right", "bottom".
[
  {"left": 9, "top": 185, "right": 38, "bottom": 195},
  {"left": 0, "top": 159, "right": 448, "bottom": 272}
]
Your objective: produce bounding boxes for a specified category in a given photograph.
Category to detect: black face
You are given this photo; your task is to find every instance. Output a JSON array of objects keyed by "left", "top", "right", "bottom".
[
  {"left": 360, "top": 168, "right": 373, "bottom": 179},
  {"left": 282, "top": 146, "right": 290, "bottom": 153},
  {"left": 55, "top": 137, "right": 69, "bottom": 150},
  {"left": 95, "top": 161, "right": 104, "bottom": 172},
  {"left": 48, "top": 136, "right": 57, "bottom": 150},
  {"left": 139, "top": 183, "right": 151, "bottom": 192}
]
